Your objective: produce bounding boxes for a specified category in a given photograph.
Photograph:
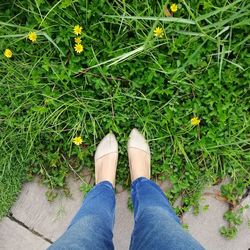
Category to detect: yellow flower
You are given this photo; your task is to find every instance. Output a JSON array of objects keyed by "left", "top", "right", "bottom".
[
  {"left": 74, "top": 37, "right": 82, "bottom": 44},
  {"left": 74, "top": 43, "right": 84, "bottom": 53},
  {"left": 4, "top": 49, "right": 13, "bottom": 58},
  {"left": 73, "top": 25, "right": 82, "bottom": 35},
  {"left": 170, "top": 3, "right": 178, "bottom": 13},
  {"left": 191, "top": 117, "right": 201, "bottom": 126},
  {"left": 73, "top": 136, "right": 83, "bottom": 145},
  {"left": 154, "top": 27, "right": 164, "bottom": 38},
  {"left": 28, "top": 32, "right": 37, "bottom": 42}
]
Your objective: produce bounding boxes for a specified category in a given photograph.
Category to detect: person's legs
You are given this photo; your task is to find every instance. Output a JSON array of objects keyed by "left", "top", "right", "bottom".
[
  {"left": 49, "top": 133, "right": 118, "bottom": 250},
  {"left": 129, "top": 177, "right": 204, "bottom": 250},
  {"left": 49, "top": 181, "right": 115, "bottom": 250},
  {"left": 127, "top": 128, "right": 204, "bottom": 250}
]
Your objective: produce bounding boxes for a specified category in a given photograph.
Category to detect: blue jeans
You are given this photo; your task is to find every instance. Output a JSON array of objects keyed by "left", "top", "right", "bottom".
[{"left": 49, "top": 177, "right": 204, "bottom": 250}]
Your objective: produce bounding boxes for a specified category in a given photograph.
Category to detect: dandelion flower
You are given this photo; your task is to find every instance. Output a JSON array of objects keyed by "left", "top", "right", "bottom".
[
  {"left": 154, "top": 27, "right": 164, "bottom": 38},
  {"left": 191, "top": 117, "right": 201, "bottom": 126},
  {"left": 170, "top": 3, "right": 178, "bottom": 13},
  {"left": 74, "top": 43, "right": 84, "bottom": 53},
  {"left": 28, "top": 32, "right": 37, "bottom": 42},
  {"left": 74, "top": 37, "right": 82, "bottom": 44},
  {"left": 73, "top": 136, "right": 83, "bottom": 145},
  {"left": 4, "top": 49, "right": 12, "bottom": 58},
  {"left": 73, "top": 25, "right": 82, "bottom": 35}
]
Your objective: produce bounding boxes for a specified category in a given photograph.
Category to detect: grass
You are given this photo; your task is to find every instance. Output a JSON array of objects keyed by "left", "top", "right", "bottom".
[{"left": 0, "top": 0, "right": 249, "bottom": 238}]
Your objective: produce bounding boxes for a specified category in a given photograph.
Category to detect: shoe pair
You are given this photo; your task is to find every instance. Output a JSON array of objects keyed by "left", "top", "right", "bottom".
[{"left": 95, "top": 128, "right": 151, "bottom": 187}]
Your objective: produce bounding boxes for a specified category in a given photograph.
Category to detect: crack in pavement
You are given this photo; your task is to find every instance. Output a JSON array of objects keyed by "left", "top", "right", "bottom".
[{"left": 7, "top": 213, "right": 53, "bottom": 244}]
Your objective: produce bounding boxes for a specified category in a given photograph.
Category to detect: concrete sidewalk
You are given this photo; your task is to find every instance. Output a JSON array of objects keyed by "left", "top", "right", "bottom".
[{"left": 0, "top": 175, "right": 249, "bottom": 250}]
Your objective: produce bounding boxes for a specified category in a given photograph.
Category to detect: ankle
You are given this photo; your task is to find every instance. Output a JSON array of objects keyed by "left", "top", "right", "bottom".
[
  {"left": 128, "top": 148, "right": 150, "bottom": 182},
  {"left": 95, "top": 153, "right": 117, "bottom": 187}
]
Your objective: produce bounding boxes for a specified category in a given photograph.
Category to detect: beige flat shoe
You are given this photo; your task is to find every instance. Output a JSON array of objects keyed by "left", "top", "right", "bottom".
[
  {"left": 128, "top": 128, "right": 151, "bottom": 181},
  {"left": 94, "top": 133, "right": 118, "bottom": 187}
]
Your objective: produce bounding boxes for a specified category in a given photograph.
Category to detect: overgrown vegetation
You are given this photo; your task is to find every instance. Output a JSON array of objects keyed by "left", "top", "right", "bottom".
[{"left": 0, "top": 0, "right": 249, "bottom": 238}]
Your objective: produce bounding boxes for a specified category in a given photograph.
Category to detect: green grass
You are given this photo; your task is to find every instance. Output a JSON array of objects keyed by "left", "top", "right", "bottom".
[{"left": 0, "top": 0, "right": 249, "bottom": 237}]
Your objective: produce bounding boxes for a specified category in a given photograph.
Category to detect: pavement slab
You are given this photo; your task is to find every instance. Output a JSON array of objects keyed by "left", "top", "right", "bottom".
[
  {"left": 113, "top": 191, "right": 134, "bottom": 250},
  {"left": 0, "top": 217, "right": 50, "bottom": 250},
  {"left": 183, "top": 185, "right": 250, "bottom": 250},
  {"left": 10, "top": 176, "right": 83, "bottom": 242}
]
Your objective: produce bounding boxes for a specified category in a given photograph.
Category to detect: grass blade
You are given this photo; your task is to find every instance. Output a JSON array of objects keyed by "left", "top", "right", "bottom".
[{"left": 104, "top": 15, "right": 196, "bottom": 25}]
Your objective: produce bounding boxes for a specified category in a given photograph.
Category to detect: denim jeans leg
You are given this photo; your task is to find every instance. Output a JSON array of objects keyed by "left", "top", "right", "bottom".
[
  {"left": 129, "top": 177, "right": 204, "bottom": 250},
  {"left": 48, "top": 181, "right": 115, "bottom": 250}
]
